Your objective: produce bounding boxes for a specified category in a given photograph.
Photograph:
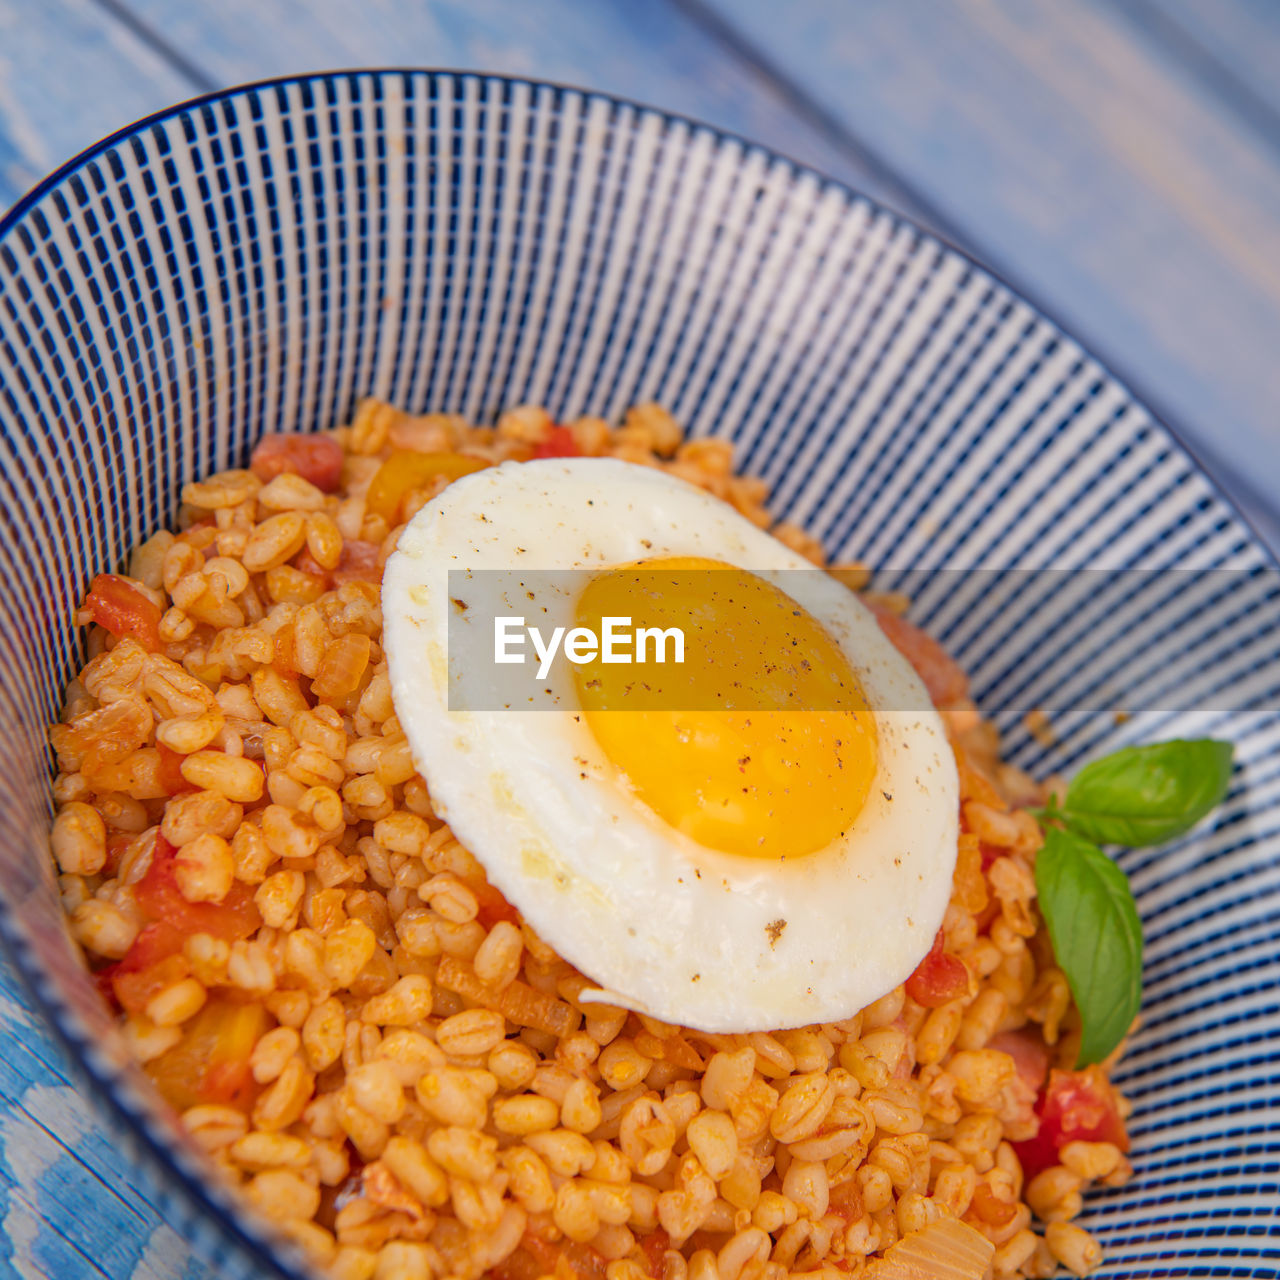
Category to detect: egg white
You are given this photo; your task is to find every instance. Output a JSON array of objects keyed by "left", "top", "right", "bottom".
[{"left": 383, "top": 458, "right": 959, "bottom": 1031}]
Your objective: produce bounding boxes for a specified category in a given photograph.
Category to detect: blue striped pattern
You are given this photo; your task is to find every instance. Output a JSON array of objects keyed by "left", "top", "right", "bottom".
[{"left": 0, "top": 71, "right": 1278, "bottom": 1278}]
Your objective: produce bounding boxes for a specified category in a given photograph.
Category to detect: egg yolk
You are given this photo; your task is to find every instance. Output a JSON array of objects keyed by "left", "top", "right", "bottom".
[{"left": 573, "top": 557, "right": 878, "bottom": 860}]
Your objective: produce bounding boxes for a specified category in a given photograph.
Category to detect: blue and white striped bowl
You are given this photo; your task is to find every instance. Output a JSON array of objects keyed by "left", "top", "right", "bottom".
[{"left": 1, "top": 71, "right": 1277, "bottom": 1278}]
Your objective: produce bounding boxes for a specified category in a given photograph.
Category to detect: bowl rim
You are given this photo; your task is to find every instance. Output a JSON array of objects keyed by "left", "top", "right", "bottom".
[
  {"left": 2, "top": 66, "right": 1277, "bottom": 1278},
  {"left": 3, "top": 66, "right": 1274, "bottom": 572}
]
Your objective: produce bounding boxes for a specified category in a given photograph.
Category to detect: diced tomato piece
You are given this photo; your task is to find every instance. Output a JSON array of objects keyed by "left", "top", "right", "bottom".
[
  {"left": 115, "top": 919, "right": 186, "bottom": 974},
  {"left": 145, "top": 996, "right": 269, "bottom": 1112},
  {"left": 100, "top": 827, "right": 262, "bottom": 1012},
  {"left": 201, "top": 1050, "right": 257, "bottom": 1106},
  {"left": 490, "top": 1246, "right": 539, "bottom": 1280},
  {"left": 82, "top": 574, "right": 163, "bottom": 652},
  {"left": 828, "top": 1177, "right": 865, "bottom": 1223},
  {"left": 103, "top": 832, "right": 134, "bottom": 877},
  {"left": 638, "top": 1229, "right": 670, "bottom": 1277},
  {"left": 515, "top": 1232, "right": 608, "bottom": 1280},
  {"left": 979, "top": 843, "right": 1005, "bottom": 872},
  {"left": 133, "top": 835, "right": 260, "bottom": 942},
  {"left": 110, "top": 949, "right": 189, "bottom": 1015},
  {"left": 1014, "top": 1117, "right": 1074, "bottom": 1182},
  {"left": 364, "top": 451, "right": 491, "bottom": 525},
  {"left": 249, "top": 432, "right": 344, "bottom": 492},
  {"left": 974, "top": 899, "right": 1002, "bottom": 937},
  {"left": 97, "top": 913, "right": 188, "bottom": 1012},
  {"left": 905, "top": 928, "right": 970, "bottom": 1007},
  {"left": 293, "top": 548, "right": 331, "bottom": 581},
  {"left": 332, "top": 539, "right": 382, "bottom": 584},
  {"left": 154, "top": 743, "right": 197, "bottom": 795},
  {"left": 472, "top": 879, "right": 520, "bottom": 930},
  {"left": 1013, "top": 1066, "right": 1129, "bottom": 1179},
  {"left": 865, "top": 597, "right": 968, "bottom": 705},
  {"left": 533, "top": 425, "right": 579, "bottom": 459},
  {"left": 989, "top": 1028, "right": 1051, "bottom": 1094}
]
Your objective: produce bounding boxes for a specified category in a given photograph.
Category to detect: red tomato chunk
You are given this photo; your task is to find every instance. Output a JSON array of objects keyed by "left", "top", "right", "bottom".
[
  {"left": 100, "top": 836, "right": 260, "bottom": 1013},
  {"left": 905, "top": 927, "right": 969, "bottom": 1007},
  {"left": 107, "top": 935, "right": 188, "bottom": 1014},
  {"left": 472, "top": 879, "right": 520, "bottom": 930},
  {"left": 1014, "top": 1065, "right": 1130, "bottom": 1178},
  {"left": 989, "top": 1028, "right": 1051, "bottom": 1094},
  {"left": 133, "top": 835, "right": 260, "bottom": 942},
  {"left": 82, "top": 574, "right": 163, "bottom": 651},
  {"left": 332, "top": 538, "right": 382, "bottom": 583},
  {"left": 532, "top": 424, "right": 580, "bottom": 459},
  {"left": 249, "top": 432, "right": 344, "bottom": 492},
  {"left": 514, "top": 1232, "right": 607, "bottom": 1280},
  {"left": 154, "top": 742, "right": 195, "bottom": 795},
  {"left": 866, "top": 597, "right": 969, "bottom": 705}
]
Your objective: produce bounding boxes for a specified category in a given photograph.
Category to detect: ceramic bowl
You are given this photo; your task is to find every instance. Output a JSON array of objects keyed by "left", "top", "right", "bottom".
[{"left": 1, "top": 71, "right": 1277, "bottom": 1277}]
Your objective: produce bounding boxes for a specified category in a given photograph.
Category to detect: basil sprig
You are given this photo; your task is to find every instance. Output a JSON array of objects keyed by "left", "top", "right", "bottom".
[
  {"left": 1034, "top": 828, "right": 1143, "bottom": 1068},
  {"left": 1033, "top": 738, "right": 1234, "bottom": 1066},
  {"left": 1050, "top": 738, "right": 1235, "bottom": 847}
]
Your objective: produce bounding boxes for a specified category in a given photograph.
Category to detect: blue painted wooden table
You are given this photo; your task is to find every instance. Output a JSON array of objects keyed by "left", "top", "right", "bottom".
[{"left": 1, "top": 1, "right": 1279, "bottom": 1274}]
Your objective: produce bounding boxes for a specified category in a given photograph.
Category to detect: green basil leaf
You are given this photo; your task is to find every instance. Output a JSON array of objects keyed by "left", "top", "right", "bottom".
[
  {"left": 1060, "top": 738, "right": 1234, "bottom": 847},
  {"left": 1035, "top": 827, "right": 1143, "bottom": 1067}
]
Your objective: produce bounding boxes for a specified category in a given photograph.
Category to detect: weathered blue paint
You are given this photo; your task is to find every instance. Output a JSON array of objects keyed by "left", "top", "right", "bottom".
[
  {"left": 106, "top": 0, "right": 901, "bottom": 195},
  {"left": 682, "top": 0, "right": 1280, "bottom": 548},
  {"left": 0, "top": 0, "right": 193, "bottom": 211},
  {"left": 4, "top": 0, "right": 1279, "bottom": 543},
  {"left": 0, "top": 2, "right": 1279, "bottom": 1274},
  {"left": 1118, "top": 0, "right": 1280, "bottom": 131},
  {"left": 0, "top": 0, "right": 920, "bottom": 217},
  {"left": 0, "top": 960, "right": 218, "bottom": 1278}
]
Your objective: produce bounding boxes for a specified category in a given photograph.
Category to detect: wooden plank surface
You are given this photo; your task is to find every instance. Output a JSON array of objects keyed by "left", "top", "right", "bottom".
[
  {"left": 682, "top": 0, "right": 1280, "bottom": 549},
  {"left": 3, "top": 0, "right": 1280, "bottom": 543},
  {"left": 0, "top": 0, "right": 194, "bottom": 213},
  {"left": 3, "top": 1, "right": 1280, "bottom": 1274},
  {"left": 0, "top": 973, "right": 217, "bottom": 1279},
  {"left": 0, "top": 0, "right": 926, "bottom": 223},
  {"left": 1118, "top": 0, "right": 1280, "bottom": 130}
]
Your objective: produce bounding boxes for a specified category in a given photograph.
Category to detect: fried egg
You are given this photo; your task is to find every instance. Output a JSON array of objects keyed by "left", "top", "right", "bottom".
[{"left": 382, "top": 458, "right": 958, "bottom": 1031}]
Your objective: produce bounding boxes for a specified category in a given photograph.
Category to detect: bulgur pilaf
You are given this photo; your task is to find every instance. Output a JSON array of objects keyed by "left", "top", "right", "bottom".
[{"left": 48, "top": 400, "right": 1130, "bottom": 1280}]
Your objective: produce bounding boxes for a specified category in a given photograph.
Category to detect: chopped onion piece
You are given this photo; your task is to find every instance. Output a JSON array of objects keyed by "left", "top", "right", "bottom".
[{"left": 864, "top": 1218, "right": 995, "bottom": 1280}]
